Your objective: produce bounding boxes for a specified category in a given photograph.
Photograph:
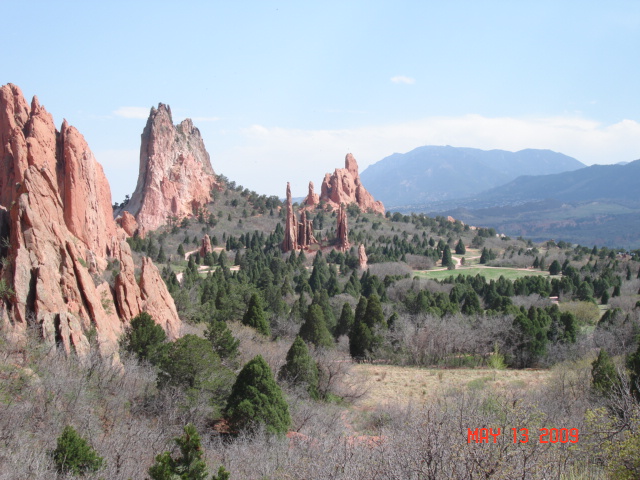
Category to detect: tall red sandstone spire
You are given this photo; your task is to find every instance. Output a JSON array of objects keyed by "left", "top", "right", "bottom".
[
  {"left": 123, "top": 104, "right": 219, "bottom": 233},
  {"left": 336, "top": 203, "right": 350, "bottom": 251},
  {"left": 0, "top": 84, "right": 181, "bottom": 358}
]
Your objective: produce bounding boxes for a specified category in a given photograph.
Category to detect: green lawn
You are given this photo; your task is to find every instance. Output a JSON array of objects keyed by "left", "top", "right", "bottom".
[{"left": 415, "top": 266, "right": 550, "bottom": 281}]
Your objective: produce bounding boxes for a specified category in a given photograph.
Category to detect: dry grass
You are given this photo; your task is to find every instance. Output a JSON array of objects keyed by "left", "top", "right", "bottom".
[{"left": 350, "top": 364, "right": 553, "bottom": 409}]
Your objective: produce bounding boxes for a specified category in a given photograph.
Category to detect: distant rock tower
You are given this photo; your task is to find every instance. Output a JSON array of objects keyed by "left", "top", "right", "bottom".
[{"left": 336, "top": 203, "right": 350, "bottom": 251}]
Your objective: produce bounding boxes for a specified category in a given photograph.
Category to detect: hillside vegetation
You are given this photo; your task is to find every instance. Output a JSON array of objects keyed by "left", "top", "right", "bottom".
[{"left": 2, "top": 176, "right": 640, "bottom": 479}]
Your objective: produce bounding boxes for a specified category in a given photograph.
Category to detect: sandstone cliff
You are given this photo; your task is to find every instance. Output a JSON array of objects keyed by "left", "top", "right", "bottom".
[
  {"left": 304, "top": 153, "right": 385, "bottom": 215},
  {"left": 123, "top": 104, "right": 219, "bottom": 234},
  {"left": 0, "top": 84, "right": 181, "bottom": 358}
]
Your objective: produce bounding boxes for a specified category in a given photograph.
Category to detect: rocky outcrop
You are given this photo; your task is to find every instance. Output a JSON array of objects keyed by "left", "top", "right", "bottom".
[
  {"left": 115, "top": 210, "right": 138, "bottom": 237},
  {"left": 200, "top": 234, "right": 213, "bottom": 258},
  {"left": 0, "top": 84, "right": 181, "bottom": 359},
  {"left": 358, "top": 244, "right": 368, "bottom": 270},
  {"left": 336, "top": 204, "right": 350, "bottom": 251},
  {"left": 282, "top": 183, "right": 298, "bottom": 253},
  {"left": 123, "top": 104, "right": 219, "bottom": 233},
  {"left": 297, "top": 210, "right": 317, "bottom": 248},
  {"left": 282, "top": 183, "right": 317, "bottom": 253},
  {"left": 302, "top": 181, "right": 319, "bottom": 208},
  {"left": 305, "top": 153, "right": 384, "bottom": 215}
]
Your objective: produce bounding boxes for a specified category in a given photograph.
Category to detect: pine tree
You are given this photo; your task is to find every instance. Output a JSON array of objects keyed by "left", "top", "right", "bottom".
[
  {"left": 148, "top": 423, "right": 208, "bottom": 480},
  {"left": 455, "top": 239, "right": 466, "bottom": 255},
  {"left": 120, "top": 311, "right": 167, "bottom": 364},
  {"left": 177, "top": 243, "right": 186, "bottom": 257},
  {"left": 278, "top": 336, "right": 319, "bottom": 398},
  {"left": 205, "top": 319, "right": 239, "bottom": 361},
  {"left": 225, "top": 355, "right": 291, "bottom": 434},
  {"left": 51, "top": 425, "right": 104, "bottom": 476},
  {"left": 628, "top": 342, "right": 640, "bottom": 401},
  {"left": 299, "top": 304, "right": 333, "bottom": 348},
  {"left": 441, "top": 245, "right": 453, "bottom": 268},
  {"left": 591, "top": 348, "right": 620, "bottom": 396},
  {"left": 364, "top": 294, "right": 386, "bottom": 328},
  {"left": 335, "top": 302, "right": 355, "bottom": 338},
  {"left": 242, "top": 293, "right": 270, "bottom": 336},
  {"left": 157, "top": 244, "right": 167, "bottom": 263},
  {"left": 549, "top": 260, "right": 561, "bottom": 276}
]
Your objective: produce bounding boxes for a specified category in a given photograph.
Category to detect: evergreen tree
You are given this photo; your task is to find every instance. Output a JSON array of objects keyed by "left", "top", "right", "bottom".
[
  {"left": 533, "top": 256, "right": 540, "bottom": 269},
  {"left": 549, "top": 260, "right": 561, "bottom": 276},
  {"left": 539, "top": 256, "right": 546, "bottom": 271},
  {"left": 354, "top": 296, "right": 368, "bottom": 325},
  {"left": 349, "top": 320, "right": 374, "bottom": 359},
  {"left": 326, "top": 264, "right": 340, "bottom": 297},
  {"left": 51, "top": 425, "right": 104, "bottom": 476},
  {"left": 225, "top": 355, "right": 291, "bottom": 434},
  {"left": 364, "top": 294, "right": 386, "bottom": 328},
  {"left": 120, "top": 311, "right": 167, "bottom": 364},
  {"left": 591, "top": 348, "right": 620, "bottom": 396},
  {"left": 177, "top": 243, "right": 186, "bottom": 257},
  {"left": 278, "top": 336, "right": 319, "bottom": 398},
  {"left": 299, "top": 304, "right": 333, "bottom": 348},
  {"left": 154, "top": 335, "right": 234, "bottom": 417},
  {"left": 455, "top": 239, "right": 466, "bottom": 255},
  {"left": 157, "top": 244, "right": 167, "bottom": 263},
  {"left": 441, "top": 244, "right": 454, "bottom": 268},
  {"left": 335, "top": 302, "right": 355, "bottom": 338},
  {"left": 601, "top": 290, "right": 610, "bottom": 305},
  {"left": 148, "top": 423, "right": 208, "bottom": 480},
  {"left": 628, "top": 342, "right": 640, "bottom": 401},
  {"left": 205, "top": 319, "right": 239, "bottom": 361},
  {"left": 242, "top": 293, "right": 270, "bottom": 336}
]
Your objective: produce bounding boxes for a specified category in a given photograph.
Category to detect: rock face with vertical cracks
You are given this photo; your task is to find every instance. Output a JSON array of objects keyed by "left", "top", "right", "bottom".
[
  {"left": 0, "top": 84, "right": 181, "bottom": 359},
  {"left": 122, "top": 103, "right": 220, "bottom": 234}
]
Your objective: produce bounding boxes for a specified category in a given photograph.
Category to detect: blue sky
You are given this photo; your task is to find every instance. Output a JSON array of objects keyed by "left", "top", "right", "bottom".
[{"left": 5, "top": 1, "right": 640, "bottom": 202}]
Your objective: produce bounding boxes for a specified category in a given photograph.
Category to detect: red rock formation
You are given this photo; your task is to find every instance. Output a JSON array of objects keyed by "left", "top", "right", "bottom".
[
  {"left": 0, "top": 84, "right": 181, "bottom": 358},
  {"left": 358, "top": 244, "right": 368, "bottom": 270},
  {"left": 116, "top": 210, "right": 138, "bottom": 237},
  {"left": 282, "top": 183, "right": 318, "bottom": 253},
  {"left": 200, "top": 234, "right": 213, "bottom": 258},
  {"left": 302, "top": 181, "right": 319, "bottom": 208},
  {"left": 336, "top": 204, "right": 350, "bottom": 251},
  {"left": 282, "top": 183, "right": 298, "bottom": 253},
  {"left": 123, "top": 104, "right": 219, "bottom": 233},
  {"left": 297, "top": 210, "right": 317, "bottom": 247},
  {"left": 306, "top": 153, "right": 384, "bottom": 215}
]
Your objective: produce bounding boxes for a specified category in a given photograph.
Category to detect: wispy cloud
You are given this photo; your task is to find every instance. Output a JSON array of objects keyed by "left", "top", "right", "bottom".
[
  {"left": 218, "top": 114, "right": 640, "bottom": 197},
  {"left": 113, "top": 106, "right": 150, "bottom": 119},
  {"left": 391, "top": 75, "right": 416, "bottom": 85}
]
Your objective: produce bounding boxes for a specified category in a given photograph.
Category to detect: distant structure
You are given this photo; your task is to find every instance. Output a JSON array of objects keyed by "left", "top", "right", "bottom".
[{"left": 282, "top": 182, "right": 317, "bottom": 253}]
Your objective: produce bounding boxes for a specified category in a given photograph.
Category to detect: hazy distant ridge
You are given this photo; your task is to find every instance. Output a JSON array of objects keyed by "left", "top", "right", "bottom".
[{"left": 360, "top": 145, "right": 585, "bottom": 208}]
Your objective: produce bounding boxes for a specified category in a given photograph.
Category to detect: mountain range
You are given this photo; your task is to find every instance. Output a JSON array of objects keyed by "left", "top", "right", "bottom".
[
  {"left": 360, "top": 146, "right": 640, "bottom": 248},
  {"left": 360, "top": 145, "right": 585, "bottom": 208}
]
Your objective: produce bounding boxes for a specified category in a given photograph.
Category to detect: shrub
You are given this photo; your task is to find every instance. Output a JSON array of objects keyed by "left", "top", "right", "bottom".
[
  {"left": 51, "top": 425, "right": 104, "bottom": 476},
  {"left": 225, "top": 355, "right": 291, "bottom": 434},
  {"left": 148, "top": 423, "right": 208, "bottom": 480}
]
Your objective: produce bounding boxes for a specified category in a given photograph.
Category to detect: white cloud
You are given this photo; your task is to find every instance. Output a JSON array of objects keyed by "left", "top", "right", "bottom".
[
  {"left": 113, "top": 106, "right": 150, "bottom": 119},
  {"left": 390, "top": 75, "right": 416, "bottom": 85},
  {"left": 97, "top": 114, "right": 640, "bottom": 202},
  {"left": 215, "top": 114, "right": 640, "bottom": 197}
]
